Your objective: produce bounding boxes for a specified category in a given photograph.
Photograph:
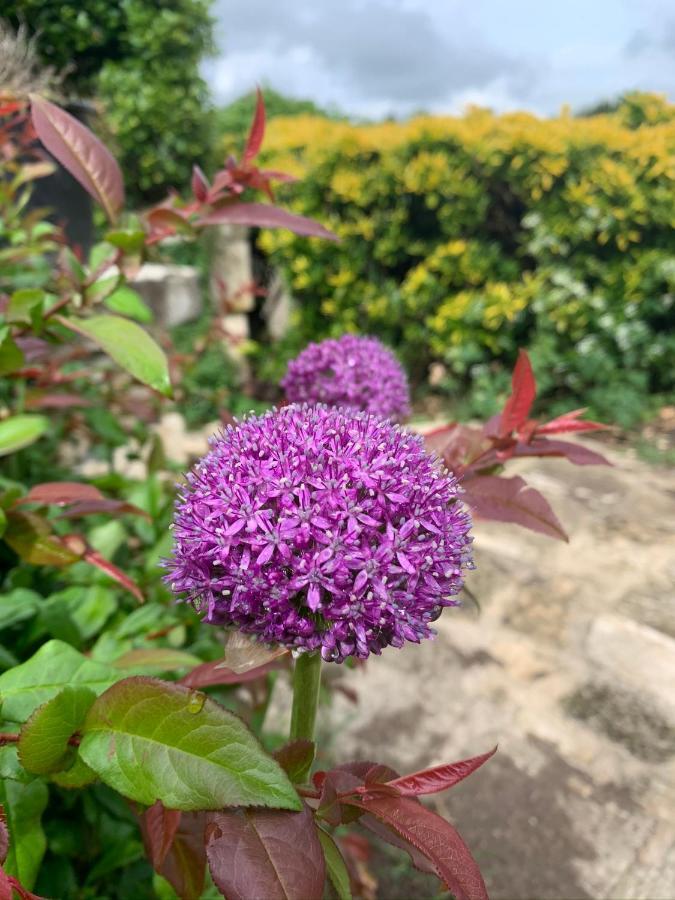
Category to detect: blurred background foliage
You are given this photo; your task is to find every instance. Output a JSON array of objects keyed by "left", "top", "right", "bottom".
[
  {"left": 4, "top": 0, "right": 216, "bottom": 205},
  {"left": 254, "top": 91, "right": 675, "bottom": 427}
]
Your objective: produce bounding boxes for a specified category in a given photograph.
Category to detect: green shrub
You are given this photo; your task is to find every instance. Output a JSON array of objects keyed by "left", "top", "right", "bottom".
[
  {"left": 4, "top": 0, "right": 215, "bottom": 205},
  {"left": 258, "top": 92, "right": 675, "bottom": 424}
]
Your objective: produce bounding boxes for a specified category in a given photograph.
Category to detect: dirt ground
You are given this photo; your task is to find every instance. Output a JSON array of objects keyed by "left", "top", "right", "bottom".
[{"left": 146, "top": 416, "right": 675, "bottom": 899}]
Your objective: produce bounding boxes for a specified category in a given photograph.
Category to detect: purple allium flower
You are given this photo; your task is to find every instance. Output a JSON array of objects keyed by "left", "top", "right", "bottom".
[
  {"left": 281, "top": 335, "right": 411, "bottom": 420},
  {"left": 166, "top": 404, "right": 472, "bottom": 662}
]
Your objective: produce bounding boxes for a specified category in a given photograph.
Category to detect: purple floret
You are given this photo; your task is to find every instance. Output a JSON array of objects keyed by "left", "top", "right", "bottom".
[
  {"left": 281, "top": 335, "right": 411, "bottom": 420},
  {"left": 165, "top": 404, "right": 472, "bottom": 662}
]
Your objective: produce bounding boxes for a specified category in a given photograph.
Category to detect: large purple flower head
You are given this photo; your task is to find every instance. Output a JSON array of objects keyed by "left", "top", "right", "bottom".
[
  {"left": 166, "top": 404, "right": 472, "bottom": 662},
  {"left": 281, "top": 335, "right": 411, "bottom": 420}
]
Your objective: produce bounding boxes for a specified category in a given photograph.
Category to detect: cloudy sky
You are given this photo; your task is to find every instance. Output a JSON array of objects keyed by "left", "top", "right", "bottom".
[{"left": 205, "top": 0, "right": 675, "bottom": 118}]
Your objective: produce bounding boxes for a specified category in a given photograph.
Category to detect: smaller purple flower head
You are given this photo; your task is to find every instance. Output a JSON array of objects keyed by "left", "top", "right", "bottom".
[
  {"left": 165, "top": 404, "right": 473, "bottom": 663},
  {"left": 281, "top": 335, "right": 411, "bottom": 420}
]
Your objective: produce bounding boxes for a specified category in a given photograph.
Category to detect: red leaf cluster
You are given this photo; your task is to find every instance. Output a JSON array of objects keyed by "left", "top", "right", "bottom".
[
  {"left": 144, "top": 88, "right": 337, "bottom": 244},
  {"left": 425, "top": 349, "right": 611, "bottom": 540},
  {"left": 133, "top": 748, "right": 494, "bottom": 900}
]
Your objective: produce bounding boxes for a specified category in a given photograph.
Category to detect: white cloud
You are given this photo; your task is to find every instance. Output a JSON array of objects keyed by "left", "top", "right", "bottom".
[{"left": 205, "top": 0, "right": 675, "bottom": 116}]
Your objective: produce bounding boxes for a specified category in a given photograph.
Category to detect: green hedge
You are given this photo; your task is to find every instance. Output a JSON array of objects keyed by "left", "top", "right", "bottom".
[{"left": 257, "top": 92, "right": 675, "bottom": 425}]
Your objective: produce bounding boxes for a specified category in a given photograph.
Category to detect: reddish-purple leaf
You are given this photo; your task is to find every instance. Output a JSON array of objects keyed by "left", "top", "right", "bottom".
[
  {"left": 0, "top": 870, "right": 45, "bottom": 900},
  {"left": 160, "top": 813, "right": 207, "bottom": 900},
  {"left": 140, "top": 806, "right": 206, "bottom": 899},
  {"left": 385, "top": 747, "right": 496, "bottom": 798},
  {"left": 29, "top": 95, "right": 124, "bottom": 222},
  {"left": 139, "top": 801, "right": 182, "bottom": 869},
  {"left": 55, "top": 498, "right": 151, "bottom": 520},
  {"left": 197, "top": 203, "right": 338, "bottom": 240},
  {"left": 0, "top": 868, "right": 11, "bottom": 900},
  {"left": 191, "top": 165, "right": 209, "bottom": 202},
  {"left": 512, "top": 439, "right": 611, "bottom": 466},
  {"left": 259, "top": 168, "right": 297, "bottom": 184},
  {"left": 274, "top": 740, "right": 316, "bottom": 783},
  {"left": 145, "top": 207, "right": 193, "bottom": 235},
  {"left": 463, "top": 474, "right": 568, "bottom": 541},
  {"left": 17, "top": 482, "right": 104, "bottom": 506},
  {"left": 499, "top": 349, "right": 536, "bottom": 437},
  {"left": 179, "top": 658, "right": 280, "bottom": 689},
  {"left": 424, "top": 424, "right": 488, "bottom": 472},
  {"left": 13, "top": 337, "right": 50, "bottom": 363},
  {"left": 24, "top": 393, "right": 92, "bottom": 410},
  {"left": 243, "top": 87, "right": 266, "bottom": 164},
  {"left": 205, "top": 804, "right": 325, "bottom": 900},
  {"left": 345, "top": 794, "right": 488, "bottom": 900},
  {"left": 81, "top": 546, "right": 144, "bottom": 602},
  {"left": 359, "top": 813, "right": 437, "bottom": 876},
  {"left": 535, "top": 408, "right": 607, "bottom": 436}
]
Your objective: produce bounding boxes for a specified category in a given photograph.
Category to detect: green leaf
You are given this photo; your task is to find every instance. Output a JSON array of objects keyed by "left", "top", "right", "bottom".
[
  {"left": 0, "top": 588, "right": 40, "bottom": 631},
  {"left": 111, "top": 648, "right": 202, "bottom": 673},
  {"left": 79, "top": 677, "right": 302, "bottom": 812},
  {"left": 0, "top": 328, "right": 24, "bottom": 375},
  {"left": 0, "top": 507, "right": 6, "bottom": 538},
  {"left": 7, "top": 288, "right": 45, "bottom": 324},
  {"left": 318, "top": 829, "right": 352, "bottom": 900},
  {"left": 3, "top": 510, "right": 81, "bottom": 567},
  {"left": 104, "top": 286, "right": 153, "bottom": 323},
  {"left": 59, "top": 315, "right": 171, "bottom": 395},
  {"left": 18, "top": 686, "right": 97, "bottom": 774},
  {"left": 43, "top": 586, "right": 118, "bottom": 642},
  {"left": 85, "top": 273, "right": 120, "bottom": 304},
  {"left": 104, "top": 229, "right": 146, "bottom": 254},
  {"left": 0, "top": 639, "right": 121, "bottom": 723},
  {"left": 50, "top": 755, "right": 97, "bottom": 789},
  {"left": 0, "top": 745, "right": 34, "bottom": 783},
  {"left": 0, "top": 778, "right": 48, "bottom": 889},
  {"left": 0, "top": 415, "right": 49, "bottom": 457}
]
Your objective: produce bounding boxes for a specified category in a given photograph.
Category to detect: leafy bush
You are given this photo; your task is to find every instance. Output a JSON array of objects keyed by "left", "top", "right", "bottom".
[
  {"left": 3, "top": 1, "right": 215, "bottom": 205},
  {"left": 258, "top": 92, "right": 675, "bottom": 424}
]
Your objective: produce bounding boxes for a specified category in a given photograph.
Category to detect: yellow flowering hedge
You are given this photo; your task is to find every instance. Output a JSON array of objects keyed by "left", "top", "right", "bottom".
[{"left": 256, "top": 93, "right": 675, "bottom": 423}]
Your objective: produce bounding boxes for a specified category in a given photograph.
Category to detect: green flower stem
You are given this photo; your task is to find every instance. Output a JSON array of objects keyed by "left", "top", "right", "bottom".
[{"left": 290, "top": 651, "right": 322, "bottom": 779}]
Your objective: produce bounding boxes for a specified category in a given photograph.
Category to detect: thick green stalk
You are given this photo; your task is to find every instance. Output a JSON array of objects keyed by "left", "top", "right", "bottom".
[{"left": 289, "top": 651, "right": 322, "bottom": 779}]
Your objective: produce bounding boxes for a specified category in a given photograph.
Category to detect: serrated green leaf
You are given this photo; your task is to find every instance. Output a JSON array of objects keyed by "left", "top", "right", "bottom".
[
  {"left": 19, "top": 686, "right": 97, "bottom": 774},
  {"left": 59, "top": 314, "right": 171, "bottom": 395},
  {"left": 0, "top": 778, "right": 48, "bottom": 889},
  {"left": 79, "top": 677, "right": 302, "bottom": 812},
  {"left": 0, "top": 639, "right": 121, "bottom": 723},
  {"left": 104, "top": 286, "right": 153, "bottom": 323},
  {"left": 0, "top": 415, "right": 49, "bottom": 457},
  {"left": 318, "top": 829, "right": 352, "bottom": 900},
  {"left": 0, "top": 588, "right": 40, "bottom": 631}
]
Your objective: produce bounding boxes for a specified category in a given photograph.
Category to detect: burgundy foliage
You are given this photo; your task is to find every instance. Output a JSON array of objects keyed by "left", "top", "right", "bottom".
[
  {"left": 205, "top": 805, "right": 326, "bottom": 900},
  {"left": 29, "top": 95, "right": 124, "bottom": 223},
  {"left": 139, "top": 803, "right": 207, "bottom": 899},
  {"left": 425, "top": 349, "right": 610, "bottom": 539},
  {"left": 143, "top": 88, "right": 336, "bottom": 244}
]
